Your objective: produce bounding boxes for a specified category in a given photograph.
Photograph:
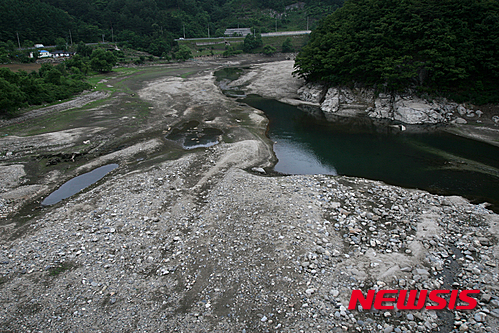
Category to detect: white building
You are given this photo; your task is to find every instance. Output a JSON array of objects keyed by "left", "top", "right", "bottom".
[{"left": 38, "top": 50, "right": 52, "bottom": 58}]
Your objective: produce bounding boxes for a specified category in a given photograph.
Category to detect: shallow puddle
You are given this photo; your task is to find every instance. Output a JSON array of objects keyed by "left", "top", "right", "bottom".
[
  {"left": 166, "top": 121, "right": 223, "bottom": 150},
  {"left": 41, "top": 164, "right": 118, "bottom": 206}
]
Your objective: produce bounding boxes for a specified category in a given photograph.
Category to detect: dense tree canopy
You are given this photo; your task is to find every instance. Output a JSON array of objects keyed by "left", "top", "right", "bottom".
[
  {"left": 0, "top": 0, "right": 343, "bottom": 58},
  {"left": 0, "top": 64, "right": 91, "bottom": 116},
  {"left": 89, "top": 48, "right": 117, "bottom": 72},
  {"left": 281, "top": 37, "right": 294, "bottom": 53},
  {"left": 294, "top": 0, "right": 499, "bottom": 104},
  {"left": 243, "top": 33, "right": 263, "bottom": 53},
  {"left": 174, "top": 45, "right": 193, "bottom": 61},
  {"left": 0, "top": 0, "right": 73, "bottom": 46}
]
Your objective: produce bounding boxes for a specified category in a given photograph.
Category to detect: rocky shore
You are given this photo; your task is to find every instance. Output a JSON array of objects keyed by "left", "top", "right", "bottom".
[
  {"left": 297, "top": 83, "right": 496, "bottom": 126},
  {"left": 0, "top": 56, "right": 498, "bottom": 332}
]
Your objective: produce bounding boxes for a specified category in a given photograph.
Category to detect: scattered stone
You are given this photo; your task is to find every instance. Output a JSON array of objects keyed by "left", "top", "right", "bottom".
[
  {"left": 251, "top": 167, "right": 266, "bottom": 174},
  {"left": 474, "top": 312, "right": 487, "bottom": 322}
]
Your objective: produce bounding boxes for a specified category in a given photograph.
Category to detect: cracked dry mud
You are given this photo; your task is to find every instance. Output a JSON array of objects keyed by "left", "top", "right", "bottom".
[{"left": 0, "top": 56, "right": 499, "bottom": 332}]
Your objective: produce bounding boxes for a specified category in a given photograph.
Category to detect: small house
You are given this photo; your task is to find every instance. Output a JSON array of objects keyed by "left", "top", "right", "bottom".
[
  {"left": 51, "top": 50, "right": 73, "bottom": 58},
  {"left": 39, "top": 50, "right": 52, "bottom": 58}
]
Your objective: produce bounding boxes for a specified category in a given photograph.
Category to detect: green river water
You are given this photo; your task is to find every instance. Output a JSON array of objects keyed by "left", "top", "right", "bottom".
[{"left": 242, "top": 94, "right": 499, "bottom": 212}]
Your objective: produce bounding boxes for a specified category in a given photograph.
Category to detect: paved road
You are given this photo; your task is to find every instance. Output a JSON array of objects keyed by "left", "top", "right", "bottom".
[
  {"left": 174, "top": 30, "right": 311, "bottom": 42},
  {"left": 261, "top": 30, "right": 311, "bottom": 37}
]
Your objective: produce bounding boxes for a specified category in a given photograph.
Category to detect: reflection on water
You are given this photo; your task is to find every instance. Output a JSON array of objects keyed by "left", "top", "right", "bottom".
[
  {"left": 273, "top": 138, "right": 337, "bottom": 175},
  {"left": 42, "top": 164, "right": 118, "bottom": 206},
  {"left": 242, "top": 94, "right": 499, "bottom": 212}
]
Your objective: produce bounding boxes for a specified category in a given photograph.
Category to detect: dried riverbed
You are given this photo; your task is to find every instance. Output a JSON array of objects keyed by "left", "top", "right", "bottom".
[{"left": 0, "top": 55, "right": 498, "bottom": 332}]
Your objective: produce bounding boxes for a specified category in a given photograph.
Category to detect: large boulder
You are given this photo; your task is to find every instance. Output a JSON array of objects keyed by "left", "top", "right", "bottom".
[
  {"left": 369, "top": 93, "right": 393, "bottom": 119},
  {"left": 297, "top": 83, "right": 325, "bottom": 104},
  {"left": 321, "top": 87, "right": 341, "bottom": 113},
  {"left": 392, "top": 96, "right": 444, "bottom": 124}
]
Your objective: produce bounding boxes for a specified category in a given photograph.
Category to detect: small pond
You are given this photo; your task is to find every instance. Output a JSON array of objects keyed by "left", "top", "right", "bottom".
[
  {"left": 165, "top": 120, "right": 223, "bottom": 150},
  {"left": 41, "top": 164, "right": 119, "bottom": 206}
]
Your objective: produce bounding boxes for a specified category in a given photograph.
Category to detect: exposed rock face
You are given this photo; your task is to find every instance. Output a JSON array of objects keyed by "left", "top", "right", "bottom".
[
  {"left": 320, "top": 87, "right": 340, "bottom": 113},
  {"left": 297, "top": 83, "right": 325, "bottom": 104},
  {"left": 318, "top": 87, "right": 374, "bottom": 117},
  {"left": 298, "top": 84, "right": 477, "bottom": 125},
  {"left": 370, "top": 93, "right": 392, "bottom": 119},
  {"left": 392, "top": 96, "right": 444, "bottom": 124}
]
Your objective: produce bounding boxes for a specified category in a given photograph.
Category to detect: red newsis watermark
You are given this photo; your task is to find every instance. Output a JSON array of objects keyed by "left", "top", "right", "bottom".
[{"left": 348, "top": 290, "right": 480, "bottom": 310}]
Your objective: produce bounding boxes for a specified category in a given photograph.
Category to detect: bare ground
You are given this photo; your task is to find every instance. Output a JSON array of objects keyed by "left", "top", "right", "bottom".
[{"left": 0, "top": 56, "right": 498, "bottom": 332}]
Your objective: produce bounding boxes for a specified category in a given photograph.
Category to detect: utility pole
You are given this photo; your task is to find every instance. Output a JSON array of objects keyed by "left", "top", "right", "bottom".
[
  {"left": 275, "top": 16, "right": 277, "bottom": 32},
  {"left": 16, "top": 32, "right": 21, "bottom": 49},
  {"left": 307, "top": 16, "right": 309, "bottom": 30},
  {"left": 69, "top": 30, "right": 73, "bottom": 46},
  {"left": 102, "top": 34, "right": 105, "bottom": 43},
  {"left": 111, "top": 27, "right": 114, "bottom": 43},
  {"left": 208, "top": 25, "right": 210, "bottom": 38},
  {"left": 183, "top": 24, "right": 186, "bottom": 38}
]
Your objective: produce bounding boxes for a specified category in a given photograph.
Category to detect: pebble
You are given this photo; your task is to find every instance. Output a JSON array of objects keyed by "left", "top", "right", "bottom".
[
  {"left": 0, "top": 136, "right": 496, "bottom": 333},
  {"left": 474, "top": 312, "right": 487, "bottom": 322}
]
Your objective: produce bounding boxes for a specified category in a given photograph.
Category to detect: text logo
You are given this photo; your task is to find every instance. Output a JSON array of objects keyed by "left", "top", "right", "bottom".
[{"left": 348, "top": 290, "right": 480, "bottom": 310}]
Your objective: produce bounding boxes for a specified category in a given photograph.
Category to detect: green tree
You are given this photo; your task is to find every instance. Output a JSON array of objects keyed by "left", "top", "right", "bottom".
[
  {"left": 5, "top": 41, "right": 15, "bottom": 51},
  {"left": 223, "top": 45, "right": 242, "bottom": 57},
  {"left": 0, "top": 46, "right": 9, "bottom": 63},
  {"left": 23, "top": 40, "right": 34, "bottom": 48},
  {"left": 76, "top": 42, "right": 93, "bottom": 57},
  {"left": 243, "top": 33, "right": 263, "bottom": 52},
  {"left": 294, "top": 0, "right": 499, "bottom": 103},
  {"left": 44, "top": 68, "right": 62, "bottom": 85},
  {"left": 55, "top": 38, "right": 67, "bottom": 51},
  {"left": 148, "top": 39, "right": 172, "bottom": 57},
  {"left": 89, "top": 48, "right": 117, "bottom": 72},
  {"left": 263, "top": 45, "right": 276, "bottom": 55},
  {"left": 135, "top": 56, "right": 145, "bottom": 65},
  {"left": 65, "top": 54, "right": 89, "bottom": 74},
  {"left": 174, "top": 45, "right": 192, "bottom": 61},
  {"left": 38, "top": 63, "right": 54, "bottom": 77},
  {"left": 162, "top": 52, "right": 172, "bottom": 62},
  {"left": 0, "top": 77, "right": 26, "bottom": 116},
  {"left": 281, "top": 37, "right": 294, "bottom": 53}
]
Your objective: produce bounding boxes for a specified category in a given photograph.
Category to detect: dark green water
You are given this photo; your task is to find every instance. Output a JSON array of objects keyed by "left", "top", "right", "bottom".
[{"left": 242, "top": 94, "right": 499, "bottom": 212}]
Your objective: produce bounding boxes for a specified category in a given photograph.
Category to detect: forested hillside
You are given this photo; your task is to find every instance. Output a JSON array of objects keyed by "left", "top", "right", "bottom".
[
  {"left": 0, "top": 0, "right": 74, "bottom": 46},
  {"left": 0, "top": 0, "right": 343, "bottom": 56},
  {"left": 294, "top": 0, "right": 499, "bottom": 104}
]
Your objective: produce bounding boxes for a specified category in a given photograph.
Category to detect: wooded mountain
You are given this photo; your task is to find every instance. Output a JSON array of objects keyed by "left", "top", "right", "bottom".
[
  {"left": 0, "top": 0, "right": 74, "bottom": 46},
  {"left": 0, "top": 0, "right": 343, "bottom": 55},
  {"left": 294, "top": 0, "right": 499, "bottom": 104}
]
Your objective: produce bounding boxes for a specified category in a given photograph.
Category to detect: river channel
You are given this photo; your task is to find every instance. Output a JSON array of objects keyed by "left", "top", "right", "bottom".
[{"left": 216, "top": 67, "right": 499, "bottom": 212}]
